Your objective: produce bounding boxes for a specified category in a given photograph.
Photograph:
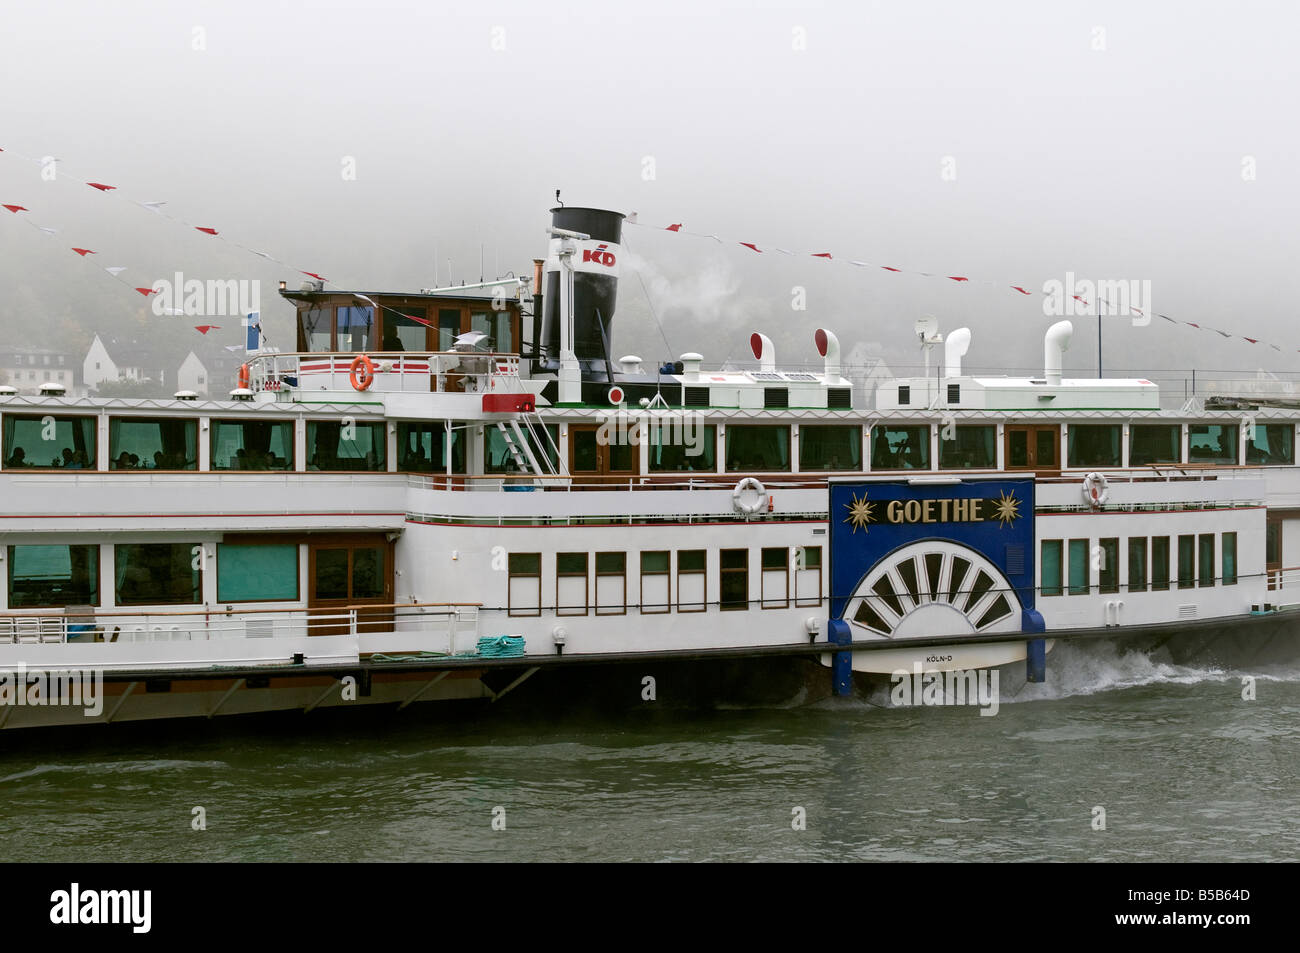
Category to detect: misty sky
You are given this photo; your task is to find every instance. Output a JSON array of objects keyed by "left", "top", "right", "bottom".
[{"left": 2, "top": 0, "right": 1297, "bottom": 384}]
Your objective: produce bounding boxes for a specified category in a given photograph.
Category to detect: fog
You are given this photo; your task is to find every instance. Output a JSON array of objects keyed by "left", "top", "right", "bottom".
[{"left": 2, "top": 0, "right": 1297, "bottom": 386}]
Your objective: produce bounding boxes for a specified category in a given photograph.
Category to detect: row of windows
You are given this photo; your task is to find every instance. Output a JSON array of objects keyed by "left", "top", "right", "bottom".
[
  {"left": 1040, "top": 533, "right": 1238, "bottom": 596},
  {"left": 5, "top": 542, "right": 303, "bottom": 609},
  {"left": 298, "top": 304, "right": 516, "bottom": 355},
  {"left": 506, "top": 547, "right": 823, "bottom": 616},
  {"left": 5, "top": 416, "right": 1292, "bottom": 474}
]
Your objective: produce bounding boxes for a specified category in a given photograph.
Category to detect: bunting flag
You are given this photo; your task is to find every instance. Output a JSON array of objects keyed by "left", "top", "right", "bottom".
[
  {"left": 2, "top": 204, "right": 26, "bottom": 213},
  {"left": 194, "top": 325, "right": 221, "bottom": 334},
  {"left": 71, "top": 247, "right": 94, "bottom": 256},
  {"left": 631, "top": 218, "right": 1297, "bottom": 355}
]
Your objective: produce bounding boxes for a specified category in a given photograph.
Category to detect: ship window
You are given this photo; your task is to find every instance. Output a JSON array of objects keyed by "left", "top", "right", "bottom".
[
  {"left": 640, "top": 551, "right": 670, "bottom": 614},
  {"left": 1128, "top": 537, "right": 1148, "bottom": 592},
  {"left": 385, "top": 306, "right": 428, "bottom": 352},
  {"left": 1222, "top": 533, "right": 1237, "bottom": 585},
  {"left": 794, "top": 545, "right": 821, "bottom": 607},
  {"left": 1041, "top": 540, "right": 1063, "bottom": 597},
  {"left": 397, "top": 422, "right": 466, "bottom": 473},
  {"left": 115, "top": 543, "right": 201, "bottom": 606},
  {"left": 725, "top": 425, "right": 791, "bottom": 472},
  {"left": 211, "top": 420, "right": 294, "bottom": 471},
  {"left": 300, "top": 307, "right": 332, "bottom": 351},
  {"left": 940, "top": 425, "right": 996, "bottom": 469},
  {"left": 337, "top": 306, "right": 374, "bottom": 352},
  {"left": 1098, "top": 538, "right": 1119, "bottom": 593},
  {"left": 798, "top": 425, "right": 861, "bottom": 471},
  {"left": 217, "top": 543, "right": 299, "bottom": 602},
  {"left": 760, "top": 547, "right": 789, "bottom": 609},
  {"left": 1246, "top": 423, "right": 1294, "bottom": 465},
  {"left": 595, "top": 552, "right": 626, "bottom": 616},
  {"left": 897, "top": 385, "right": 910, "bottom": 405},
  {"left": 7, "top": 544, "right": 99, "bottom": 608},
  {"left": 1188, "top": 424, "right": 1238, "bottom": 465},
  {"left": 437, "top": 309, "right": 461, "bottom": 351},
  {"left": 677, "top": 549, "right": 706, "bottom": 613},
  {"left": 1129, "top": 425, "right": 1182, "bottom": 465},
  {"left": 1067, "top": 539, "right": 1089, "bottom": 595},
  {"left": 720, "top": 548, "right": 749, "bottom": 610},
  {"left": 109, "top": 417, "right": 198, "bottom": 470},
  {"left": 1068, "top": 425, "right": 1121, "bottom": 468},
  {"left": 3, "top": 414, "right": 96, "bottom": 470},
  {"left": 471, "top": 311, "right": 493, "bottom": 348},
  {"left": 649, "top": 423, "right": 715, "bottom": 472},
  {"left": 1177, "top": 535, "right": 1195, "bottom": 589},
  {"left": 871, "top": 425, "right": 930, "bottom": 470},
  {"left": 307, "top": 420, "right": 386, "bottom": 471},
  {"left": 508, "top": 553, "right": 541, "bottom": 617},
  {"left": 494, "top": 311, "right": 514, "bottom": 354},
  {"left": 1151, "top": 537, "right": 1170, "bottom": 590},
  {"left": 556, "top": 552, "right": 588, "bottom": 616},
  {"left": 1198, "top": 534, "right": 1215, "bottom": 587},
  {"left": 485, "top": 423, "right": 559, "bottom": 474}
]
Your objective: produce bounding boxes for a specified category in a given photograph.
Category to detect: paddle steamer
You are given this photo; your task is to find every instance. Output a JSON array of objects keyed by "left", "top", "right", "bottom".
[{"left": 2, "top": 205, "right": 1296, "bottom": 727}]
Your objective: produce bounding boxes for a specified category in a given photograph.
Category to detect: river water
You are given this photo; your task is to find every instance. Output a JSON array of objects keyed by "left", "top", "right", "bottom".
[{"left": 1, "top": 640, "right": 1296, "bottom": 862}]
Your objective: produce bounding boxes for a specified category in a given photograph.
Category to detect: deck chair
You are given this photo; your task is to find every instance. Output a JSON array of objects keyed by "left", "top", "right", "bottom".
[
  {"left": 39, "top": 618, "right": 64, "bottom": 643},
  {"left": 14, "top": 618, "right": 41, "bottom": 643},
  {"left": 0, "top": 619, "right": 13, "bottom": 644}
]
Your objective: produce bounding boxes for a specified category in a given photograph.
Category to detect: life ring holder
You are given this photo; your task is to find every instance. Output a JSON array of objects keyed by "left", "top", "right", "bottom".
[
  {"left": 733, "top": 477, "right": 767, "bottom": 516},
  {"left": 350, "top": 354, "right": 376, "bottom": 391},
  {"left": 1082, "top": 471, "right": 1109, "bottom": 508}
]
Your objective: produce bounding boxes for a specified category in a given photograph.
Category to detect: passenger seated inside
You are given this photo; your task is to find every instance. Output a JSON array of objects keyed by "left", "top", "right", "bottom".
[{"left": 6, "top": 447, "right": 27, "bottom": 468}]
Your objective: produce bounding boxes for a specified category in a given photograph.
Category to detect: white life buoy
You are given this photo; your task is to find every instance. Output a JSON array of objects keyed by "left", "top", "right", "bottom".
[
  {"left": 1082, "top": 471, "right": 1109, "bottom": 507},
  {"left": 733, "top": 477, "right": 768, "bottom": 516}
]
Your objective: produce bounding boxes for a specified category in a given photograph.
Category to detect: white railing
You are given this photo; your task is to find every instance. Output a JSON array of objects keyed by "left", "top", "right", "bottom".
[
  {"left": 0, "top": 603, "right": 481, "bottom": 653},
  {"left": 246, "top": 351, "right": 524, "bottom": 396}
]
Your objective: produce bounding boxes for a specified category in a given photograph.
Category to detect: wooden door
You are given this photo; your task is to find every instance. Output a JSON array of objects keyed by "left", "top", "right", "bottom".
[
  {"left": 1005, "top": 425, "right": 1060, "bottom": 474},
  {"left": 569, "top": 425, "right": 637, "bottom": 481},
  {"left": 307, "top": 535, "right": 394, "bottom": 635}
]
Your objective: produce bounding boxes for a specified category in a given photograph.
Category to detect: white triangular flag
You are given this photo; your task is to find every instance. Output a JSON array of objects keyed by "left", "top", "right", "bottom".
[{"left": 105, "top": 266, "right": 127, "bottom": 276}]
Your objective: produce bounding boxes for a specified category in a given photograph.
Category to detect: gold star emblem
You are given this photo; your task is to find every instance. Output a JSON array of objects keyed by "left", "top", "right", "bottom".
[
  {"left": 991, "top": 490, "right": 1020, "bottom": 527},
  {"left": 843, "top": 491, "right": 876, "bottom": 533}
]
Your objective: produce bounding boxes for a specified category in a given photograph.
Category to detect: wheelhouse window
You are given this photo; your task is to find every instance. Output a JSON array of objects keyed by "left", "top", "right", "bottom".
[
  {"left": 507, "top": 553, "right": 541, "bottom": 617},
  {"left": 307, "top": 420, "right": 386, "bottom": 471},
  {"left": 871, "top": 425, "right": 930, "bottom": 470},
  {"left": 299, "top": 307, "right": 332, "bottom": 351},
  {"left": 383, "top": 306, "right": 428, "bottom": 352},
  {"left": 720, "top": 549, "right": 749, "bottom": 610},
  {"left": 109, "top": 417, "right": 197, "bottom": 470},
  {"left": 115, "top": 543, "right": 201, "bottom": 606},
  {"left": 216, "top": 543, "right": 299, "bottom": 602},
  {"left": 725, "top": 426, "right": 791, "bottom": 472},
  {"left": 336, "top": 306, "right": 374, "bottom": 352},
  {"left": 211, "top": 420, "right": 294, "bottom": 471},
  {"left": 798, "top": 425, "right": 861, "bottom": 471},
  {"left": 1188, "top": 424, "right": 1238, "bottom": 465},
  {"left": 397, "top": 422, "right": 466, "bottom": 473},
  {"left": 1129, "top": 424, "right": 1182, "bottom": 466},
  {"left": 484, "top": 423, "right": 558, "bottom": 474},
  {"left": 1246, "top": 424, "right": 1294, "bottom": 465},
  {"left": 7, "top": 545, "right": 99, "bottom": 608},
  {"left": 940, "top": 425, "right": 996, "bottom": 469},
  {"left": 437, "top": 309, "right": 461, "bottom": 350},
  {"left": 3, "top": 414, "right": 96, "bottom": 470},
  {"left": 1068, "top": 425, "right": 1121, "bottom": 468},
  {"left": 649, "top": 423, "right": 716, "bottom": 472}
]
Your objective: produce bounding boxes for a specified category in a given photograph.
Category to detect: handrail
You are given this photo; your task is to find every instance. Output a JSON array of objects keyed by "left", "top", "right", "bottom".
[{"left": 0, "top": 601, "right": 482, "bottom": 620}]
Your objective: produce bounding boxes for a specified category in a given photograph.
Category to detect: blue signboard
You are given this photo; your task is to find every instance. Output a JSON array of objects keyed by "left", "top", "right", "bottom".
[{"left": 828, "top": 477, "right": 1039, "bottom": 637}]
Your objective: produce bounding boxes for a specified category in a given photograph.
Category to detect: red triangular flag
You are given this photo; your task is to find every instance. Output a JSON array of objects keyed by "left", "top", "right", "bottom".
[
  {"left": 1186, "top": 322, "right": 1199, "bottom": 328},
  {"left": 881, "top": 266, "right": 901, "bottom": 272},
  {"left": 71, "top": 247, "right": 95, "bottom": 256},
  {"left": 1244, "top": 337, "right": 1258, "bottom": 344},
  {"left": 194, "top": 325, "right": 221, "bottom": 334},
  {"left": 665, "top": 223, "right": 682, "bottom": 232},
  {"left": 812, "top": 252, "right": 832, "bottom": 259},
  {"left": 1011, "top": 286, "right": 1031, "bottom": 295},
  {"left": 947, "top": 276, "right": 968, "bottom": 282},
  {"left": 134, "top": 287, "right": 157, "bottom": 296},
  {"left": 2, "top": 204, "right": 27, "bottom": 213},
  {"left": 301, "top": 271, "right": 327, "bottom": 281},
  {"left": 739, "top": 243, "right": 761, "bottom": 253},
  {"left": 87, "top": 182, "right": 116, "bottom": 192},
  {"left": 195, "top": 226, "right": 218, "bottom": 236}
]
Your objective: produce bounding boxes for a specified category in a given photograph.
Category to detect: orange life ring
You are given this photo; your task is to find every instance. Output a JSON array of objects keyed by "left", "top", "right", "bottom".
[
  {"left": 237, "top": 364, "right": 250, "bottom": 389},
  {"left": 350, "top": 354, "right": 376, "bottom": 391}
]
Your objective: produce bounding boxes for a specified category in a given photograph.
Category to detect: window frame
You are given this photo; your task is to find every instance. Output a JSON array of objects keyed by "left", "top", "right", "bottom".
[
  {"left": 720, "top": 548, "right": 750, "bottom": 611},
  {"left": 594, "top": 551, "right": 627, "bottom": 616},
  {"left": 677, "top": 549, "right": 707, "bottom": 613},
  {"left": 639, "top": 550, "right": 671, "bottom": 615},
  {"left": 507, "top": 552, "right": 542, "bottom": 618},
  {"left": 555, "top": 552, "right": 589, "bottom": 617}
]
